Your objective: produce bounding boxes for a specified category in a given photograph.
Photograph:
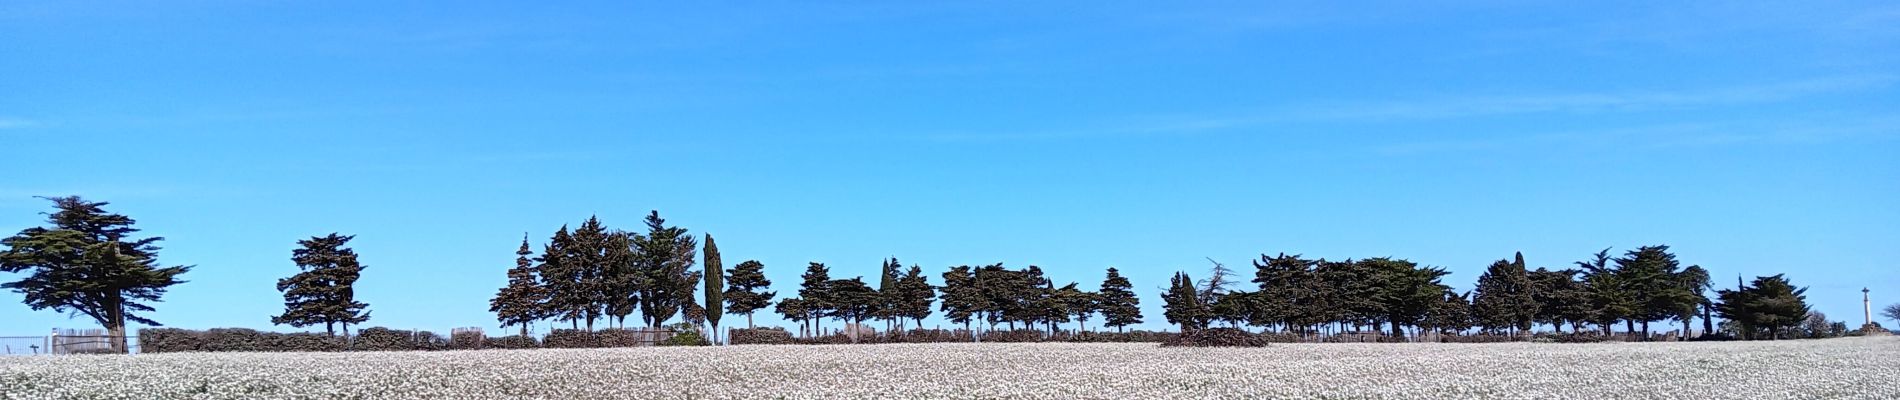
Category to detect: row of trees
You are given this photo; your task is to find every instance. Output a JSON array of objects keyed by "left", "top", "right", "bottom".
[
  {"left": 0, "top": 197, "right": 1865, "bottom": 355},
  {"left": 1157, "top": 247, "right": 1816, "bottom": 341},
  {"left": 486, "top": 212, "right": 748, "bottom": 336}
]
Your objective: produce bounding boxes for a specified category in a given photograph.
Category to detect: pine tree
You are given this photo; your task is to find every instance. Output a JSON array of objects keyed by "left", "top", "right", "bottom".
[
  {"left": 602, "top": 231, "right": 638, "bottom": 328},
  {"left": 272, "top": 233, "right": 371, "bottom": 337},
  {"left": 896, "top": 264, "right": 935, "bottom": 330},
  {"left": 567, "top": 216, "right": 611, "bottom": 330},
  {"left": 490, "top": 234, "right": 546, "bottom": 336},
  {"left": 939, "top": 265, "right": 980, "bottom": 332},
  {"left": 1471, "top": 254, "right": 1535, "bottom": 334},
  {"left": 723, "top": 260, "right": 775, "bottom": 328},
  {"left": 1097, "top": 267, "right": 1142, "bottom": 332},
  {"left": 878, "top": 257, "right": 900, "bottom": 331},
  {"left": 702, "top": 234, "right": 724, "bottom": 343},
  {"left": 0, "top": 196, "right": 191, "bottom": 353},
  {"left": 798, "top": 262, "right": 834, "bottom": 334},
  {"left": 1162, "top": 271, "right": 1208, "bottom": 332},
  {"left": 1615, "top": 245, "right": 1685, "bottom": 338},
  {"left": 538, "top": 227, "right": 583, "bottom": 329},
  {"left": 634, "top": 211, "right": 698, "bottom": 328}
]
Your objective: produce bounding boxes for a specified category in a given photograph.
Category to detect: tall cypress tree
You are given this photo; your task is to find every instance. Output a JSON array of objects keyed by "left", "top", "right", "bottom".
[
  {"left": 723, "top": 260, "right": 775, "bottom": 328},
  {"left": 568, "top": 216, "right": 610, "bottom": 330},
  {"left": 490, "top": 234, "right": 546, "bottom": 336},
  {"left": 1162, "top": 271, "right": 1207, "bottom": 332},
  {"left": 878, "top": 257, "right": 900, "bottom": 331},
  {"left": 273, "top": 233, "right": 371, "bottom": 337},
  {"left": 0, "top": 196, "right": 191, "bottom": 353},
  {"left": 702, "top": 234, "right": 724, "bottom": 343},
  {"left": 1097, "top": 267, "right": 1142, "bottom": 332}
]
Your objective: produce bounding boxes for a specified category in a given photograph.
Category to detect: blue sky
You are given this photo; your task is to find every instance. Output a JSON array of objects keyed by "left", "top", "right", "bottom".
[{"left": 2, "top": 1, "right": 1896, "bottom": 336}]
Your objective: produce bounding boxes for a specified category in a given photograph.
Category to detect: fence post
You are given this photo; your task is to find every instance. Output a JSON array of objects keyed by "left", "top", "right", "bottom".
[{"left": 47, "top": 328, "right": 57, "bottom": 355}]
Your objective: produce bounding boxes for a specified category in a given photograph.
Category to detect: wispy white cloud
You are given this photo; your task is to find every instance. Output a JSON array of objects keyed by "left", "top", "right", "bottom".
[
  {"left": 924, "top": 75, "right": 1895, "bottom": 143},
  {"left": 1373, "top": 115, "right": 1900, "bottom": 155},
  {"left": 0, "top": 117, "right": 38, "bottom": 129}
]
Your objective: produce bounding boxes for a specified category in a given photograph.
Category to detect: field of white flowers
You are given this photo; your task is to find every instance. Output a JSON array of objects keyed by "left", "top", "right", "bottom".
[{"left": 3, "top": 337, "right": 1897, "bottom": 399}]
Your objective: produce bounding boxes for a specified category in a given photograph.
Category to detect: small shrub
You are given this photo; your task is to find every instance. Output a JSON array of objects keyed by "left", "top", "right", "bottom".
[
  {"left": 729, "top": 327, "right": 795, "bottom": 345},
  {"left": 352, "top": 327, "right": 421, "bottom": 351},
  {"left": 1161, "top": 328, "right": 1270, "bottom": 347},
  {"left": 138, "top": 328, "right": 204, "bottom": 353},
  {"left": 482, "top": 334, "right": 541, "bottom": 349},
  {"left": 449, "top": 331, "right": 485, "bottom": 350},
  {"left": 660, "top": 329, "right": 710, "bottom": 346},
  {"left": 979, "top": 329, "right": 1046, "bottom": 343},
  {"left": 543, "top": 329, "right": 603, "bottom": 348}
]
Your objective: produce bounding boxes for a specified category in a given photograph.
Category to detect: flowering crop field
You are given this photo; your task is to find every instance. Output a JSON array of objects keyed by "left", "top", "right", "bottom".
[{"left": 4, "top": 337, "right": 1898, "bottom": 399}]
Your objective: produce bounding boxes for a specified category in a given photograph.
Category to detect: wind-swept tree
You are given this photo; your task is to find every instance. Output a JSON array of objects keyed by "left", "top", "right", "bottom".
[
  {"left": 273, "top": 233, "right": 371, "bottom": 337},
  {"left": 1615, "top": 245, "right": 1689, "bottom": 338},
  {"left": 1097, "top": 267, "right": 1142, "bottom": 332},
  {"left": 1577, "top": 248, "right": 1632, "bottom": 334},
  {"left": 1471, "top": 253, "right": 1536, "bottom": 334},
  {"left": 1055, "top": 282, "right": 1098, "bottom": 332},
  {"left": 1716, "top": 274, "right": 1811, "bottom": 340},
  {"left": 939, "top": 265, "right": 981, "bottom": 332},
  {"left": 702, "top": 234, "right": 724, "bottom": 344},
  {"left": 774, "top": 297, "right": 811, "bottom": 338},
  {"left": 0, "top": 196, "right": 192, "bottom": 353},
  {"left": 1529, "top": 267, "right": 1589, "bottom": 332},
  {"left": 602, "top": 231, "right": 638, "bottom": 329},
  {"left": 723, "top": 260, "right": 775, "bottom": 328},
  {"left": 1162, "top": 271, "right": 1209, "bottom": 331},
  {"left": 828, "top": 277, "right": 879, "bottom": 331},
  {"left": 798, "top": 262, "right": 834, "bottom": 333},
  {"left": 491, "top": 235, "right": 546, "bottom": 336},
  {"left": 634, "top": 211, "right": 698, "bottom": 328},
  {"left": 895, "top": 264, "right": 935, "bottom": 330}
]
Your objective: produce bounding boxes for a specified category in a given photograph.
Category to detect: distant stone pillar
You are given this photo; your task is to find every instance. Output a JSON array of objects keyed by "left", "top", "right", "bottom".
[{"left": 1865, "top": 288, "right": 1874, "bottom": 327}]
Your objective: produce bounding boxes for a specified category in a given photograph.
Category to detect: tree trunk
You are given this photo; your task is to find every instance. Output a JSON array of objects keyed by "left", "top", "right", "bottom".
[
  {"left": 747, "top": 313, "right": 755, "bottom": 329},
  {"left": 1640, "top": 320, "right": 1650, "bottom": 341}
]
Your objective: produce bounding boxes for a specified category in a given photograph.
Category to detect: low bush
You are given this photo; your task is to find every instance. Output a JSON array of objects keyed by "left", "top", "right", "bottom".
[
  {"left": 1161, "top": 328, "right": 1271, "bottom": 347},
  {"left": 449, "top": 331, "right": 486, "bottom": 350},
  {"left": 979, "top": 329, "right": 1046, "bottom": 343},
  {"left": 482, "top": 335, "right": 541, "bottom": 349},
  {"left": 660, "top": 329, "right": 710, "bottom": 346},
  {"left": 543, "top": 329, "right": 603, "bottom": 349},
  {"left": 729, "top": 327, "right": 795, "bottom": 345},
  {"left": 140, "top": 328, "right": 348, "bottom": 353},
  {"left": 887, "top": 329, "right": 973, "bottom": 343}
]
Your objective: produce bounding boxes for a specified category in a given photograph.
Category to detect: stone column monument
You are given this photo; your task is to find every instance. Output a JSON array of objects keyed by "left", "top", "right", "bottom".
[{"left": 1864, "top": 288, "right": 1892, "bottom": 335}]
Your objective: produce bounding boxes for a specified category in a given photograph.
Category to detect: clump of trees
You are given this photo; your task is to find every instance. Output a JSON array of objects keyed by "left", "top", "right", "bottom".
[
  {"left": 1161, "top": 246, "right": 1807, "bottom": 342},
  {"left": 485, "top": 211, "right": 717, "bottom": 334}
]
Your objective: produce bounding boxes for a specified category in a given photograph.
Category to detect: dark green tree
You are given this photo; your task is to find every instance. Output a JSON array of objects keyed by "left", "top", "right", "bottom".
[
  {"left": 567, "top": 216, "right": 611, "bottom": 330},
  {"left": 895, "top": 264, "right": 935, "bottom": 330},
  {"left": 723, "top": 260, "right": 775, "bottom": 328},
  {"left": 634, "top": 211, "right": 698, "bottom": 328},
  {"left": 878, "top": 257, "right": 900, "bottom": 331},
  {"left": 272, "top": 233, "right": 371, "bottom": 337},
  {"left": 774, "top": 297, "right": 811, "bottom": 337},
  {"left": 1576, "top": 248, "right": 1632, "bottom": 334},
  {"left": 1471, "top": 254, "right": 1535, "bottom": 334},
  {"left": 0, "top": 196, "right": 191, "bottom": 353},
  {"left": 939, "top": 265, "right": 981, "bottom": 332},
  {"left": 537, "top": 227, "right": 584, "bottom": 329},
  {"left": 1614, "top": 245, "right": 1689, "bottom": 338},
  {"left": 797, "top": 262, "right": 834, "bottom": 334},
  {"left": 1097, "top": 267, "right": 1142, "bottom": 332},
  {"left": 490, "top": 234, "right": 546, "bottom": 336},
  {"left": 602, "top": 230, "right": 638, "bottom": 329},
  {"left": 1716, "top": 274, "right": 1811, "bottom": 340},
  {"left": 1054, "top": 282, "right": 1098, "bottom": 332},
  {"left": 702, "top": 234, "right": 724, "bottom": 344},
  {"left": 1528, "top": 267, "right": 1590, "bottom": 332},
  {"left": 1162, "top": 271, "right": 1209, "bottom": 331},
  {"left": 828, "top": 277, "right": 879, "bottom": 330}
]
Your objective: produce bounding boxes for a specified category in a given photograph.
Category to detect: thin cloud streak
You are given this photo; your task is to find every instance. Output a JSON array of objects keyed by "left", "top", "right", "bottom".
[{"left": 924, "top": 75, "right": 1896, "bottom": 143}]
